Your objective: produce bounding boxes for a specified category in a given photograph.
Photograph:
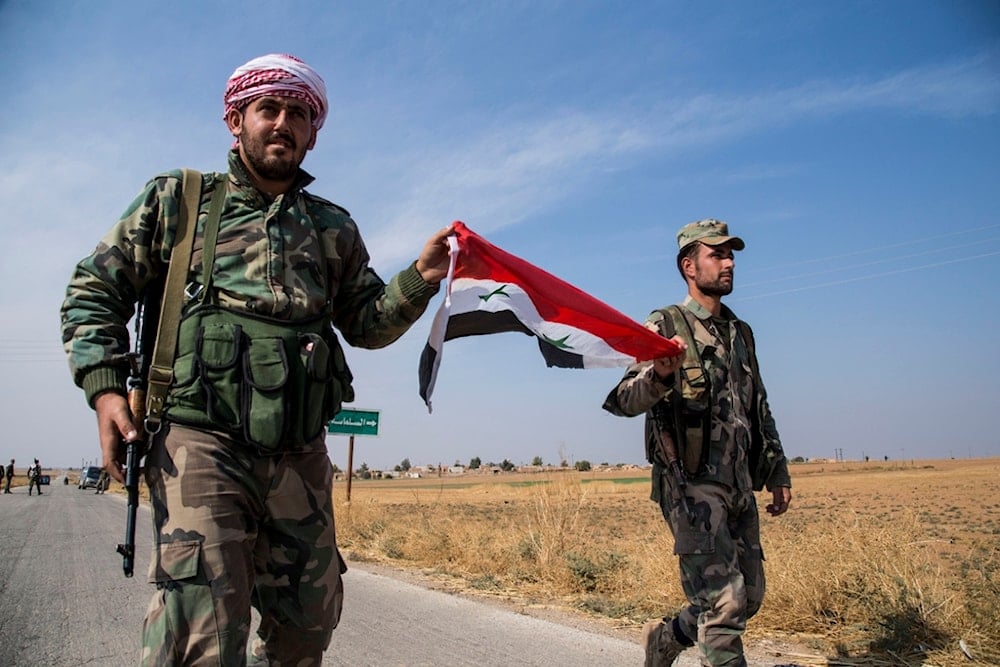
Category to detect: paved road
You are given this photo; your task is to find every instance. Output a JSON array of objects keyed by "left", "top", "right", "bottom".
[{"left": 0, "top": 480, "right": 648, "bottom": 666}]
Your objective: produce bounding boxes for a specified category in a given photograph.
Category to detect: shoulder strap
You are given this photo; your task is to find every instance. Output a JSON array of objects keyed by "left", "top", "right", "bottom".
[
  {"left": 196, "top": 175, "right": 228, "bottom": 297},
  {"left": 735, "top": 319, "right": 759, "bottom": 378},
  {"left": 656, "top": 305, "right": 702, "bottom": 388},
  {"left": 145, "top": 169, "right": 209, "bottom": 430}
]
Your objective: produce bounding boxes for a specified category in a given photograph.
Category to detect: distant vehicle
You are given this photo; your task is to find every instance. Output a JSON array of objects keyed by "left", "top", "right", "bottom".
[
  {"left": 39, "top": 475, "right": 51, "bottom": 485},
  {"left": 79, "top": 466, "right": 103, "bottom": 490}
]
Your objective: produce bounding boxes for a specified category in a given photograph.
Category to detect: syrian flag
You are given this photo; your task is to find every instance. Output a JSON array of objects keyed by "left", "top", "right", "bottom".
[{"left": 418, "top": 221, "right": 681, "bottom": 411}]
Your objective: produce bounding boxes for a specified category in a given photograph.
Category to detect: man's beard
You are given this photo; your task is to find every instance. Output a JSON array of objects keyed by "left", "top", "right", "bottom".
[
  {"left": 240, "top": 129, "right": 301, "bottom": 181},
  {"left": 696, "top": 274, "right": 734, "bottom": 297}
]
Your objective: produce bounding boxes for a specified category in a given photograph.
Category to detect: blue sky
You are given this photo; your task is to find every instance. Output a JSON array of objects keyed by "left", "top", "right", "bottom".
[{"left": 1, "top": 1, "right": 997, "bottom": 472}]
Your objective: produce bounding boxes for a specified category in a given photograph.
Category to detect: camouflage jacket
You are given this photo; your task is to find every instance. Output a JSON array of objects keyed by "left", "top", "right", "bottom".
[
  {"left": 604, "top": 296, "right": 790, "bottom": 492},
  {"left": 62, "top": 150, "right": 439, "bottom": 407}
]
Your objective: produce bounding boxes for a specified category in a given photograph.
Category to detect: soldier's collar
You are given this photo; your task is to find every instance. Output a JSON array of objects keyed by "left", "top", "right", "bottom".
[{"left": 682, "top": 295, "right": 739, "bottom": 323}]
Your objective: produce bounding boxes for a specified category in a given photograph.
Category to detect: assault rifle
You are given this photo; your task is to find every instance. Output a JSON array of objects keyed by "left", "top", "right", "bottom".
[
  {"left": 650, "top": 398, "right": 693, "bottom": 524},
  {"left": 116, "top": 286, "right": 160, "bottom": 577}
]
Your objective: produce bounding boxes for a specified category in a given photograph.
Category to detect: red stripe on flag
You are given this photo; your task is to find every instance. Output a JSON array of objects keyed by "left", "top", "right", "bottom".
[{"left": 450, "top": 222, "right": 678, "bottom": 362}]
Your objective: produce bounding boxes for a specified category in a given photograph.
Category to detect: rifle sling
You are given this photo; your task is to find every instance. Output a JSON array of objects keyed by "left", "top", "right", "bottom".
[{"left": 145, "top": 170, "right": 226, "bottom": 431}]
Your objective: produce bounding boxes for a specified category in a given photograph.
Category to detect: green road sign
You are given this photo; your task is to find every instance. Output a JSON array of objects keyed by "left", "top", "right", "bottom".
[{"left": 328, "top": 408, "right": 380, "bottom": 436}]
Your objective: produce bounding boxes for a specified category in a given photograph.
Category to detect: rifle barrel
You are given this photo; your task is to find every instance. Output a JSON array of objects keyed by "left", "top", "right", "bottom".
[{"left": 117, "top": 439, "right": 142, "bottom": 577}]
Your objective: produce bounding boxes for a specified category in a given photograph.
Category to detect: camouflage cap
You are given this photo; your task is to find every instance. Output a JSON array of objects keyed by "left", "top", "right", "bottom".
[{"left": 676, "top": 218, "right": 745, "bottom": 252}]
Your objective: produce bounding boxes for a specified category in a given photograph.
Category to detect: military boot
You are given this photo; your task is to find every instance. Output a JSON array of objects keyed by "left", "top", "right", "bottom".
[{"left": 642, "top": 617, "right": 688, "bottom": 667}]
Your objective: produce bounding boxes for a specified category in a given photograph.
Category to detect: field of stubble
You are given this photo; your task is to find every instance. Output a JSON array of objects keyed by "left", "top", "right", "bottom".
[{"left": 334, "top": 458, "right": 1000, "bottom": 666}]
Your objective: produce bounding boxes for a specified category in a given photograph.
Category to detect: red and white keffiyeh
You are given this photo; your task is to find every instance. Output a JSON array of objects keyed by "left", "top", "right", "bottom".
[{"left": 223, "top": 54, "right": 328, "bottom": 131}]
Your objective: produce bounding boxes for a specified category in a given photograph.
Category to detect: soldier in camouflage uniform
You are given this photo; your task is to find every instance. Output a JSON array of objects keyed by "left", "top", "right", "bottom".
[
  {"left": 604, "top": 219, "right": 792, "bottom": 667},
  {"left": 61, "top": 54, "right": 452, "bottom": 666}
]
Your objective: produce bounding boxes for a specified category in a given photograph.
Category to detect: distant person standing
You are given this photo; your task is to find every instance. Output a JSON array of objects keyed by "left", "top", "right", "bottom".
[
  {"left": 27, "top": 458, "right": 43, "bottom": 496},
  {"left": 4, "top": 458, "right": 13, "bottom": 493},
  {"left": 95, "top": 468, "right": 110, "bottom": 494},
  {"left": 604, "top": 219, "right": 792, "bottom": 667}
]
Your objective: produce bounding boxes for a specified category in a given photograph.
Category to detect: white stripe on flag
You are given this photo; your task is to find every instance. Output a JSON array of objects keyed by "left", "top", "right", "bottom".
[
  {"left": 449, "top": 278, "right": 638, "bottom": 367},
  {"left": 420, "top": 235, "right": 461, "bottom": 412}
]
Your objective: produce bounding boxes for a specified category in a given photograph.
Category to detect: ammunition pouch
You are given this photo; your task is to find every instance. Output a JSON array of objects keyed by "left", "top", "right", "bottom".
[
  {"left": 677, "top": 398, "right": 709, "bottom": 474},
  {"left": 166, "top": 306, "right": 353, "bottom": 451},
  {"left": 675, "top": 358, "right": 710, "bottom": 475},
  {"left": 646, "top": 401, "right": 709, "bottom": 472}
]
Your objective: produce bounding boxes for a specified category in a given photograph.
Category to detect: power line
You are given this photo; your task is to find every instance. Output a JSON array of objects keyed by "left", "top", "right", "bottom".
[
  {"left": 735, "top": 250, "right": 1000, "bottom": 301},
  {"left": 745, "top": 223, "right": 1000, "bottom": 276},
  {"left": 741, "top": 236, "right": 1000, "bottom": 289}
]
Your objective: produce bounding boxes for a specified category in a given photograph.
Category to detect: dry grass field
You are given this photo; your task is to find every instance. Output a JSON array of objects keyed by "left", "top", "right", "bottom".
[{"left": 334, "top": 458, "right": 1000, "bottom": 666}]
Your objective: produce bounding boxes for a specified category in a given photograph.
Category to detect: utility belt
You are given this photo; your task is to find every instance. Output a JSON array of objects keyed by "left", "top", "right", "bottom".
[{"left": 165, "top": 305, "right": 354, "bottom": 452}]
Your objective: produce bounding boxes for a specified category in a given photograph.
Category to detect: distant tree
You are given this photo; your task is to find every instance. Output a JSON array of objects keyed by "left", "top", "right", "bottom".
[
  {"left": 469, "top": 456, "right": 481, "bottom": 469},
  {"left": 398, "top": 458, "right": 411, "bottom": 472},
  {"left": 791, "top": 456, "right": 806, "bottom": 464},
  {"left": 358, "top": 462, "right": 371, "bottom": 480},
  {"left": 500, "top": 459, "right": 516, "bottom": 472},
  {"left": 560, "top": 459, "right": 568, "bottom": 468},
  {"left": 331, "top": 463, "right": 341, "bottom": 474},
  {"left": 531, "top": 456, "right": 543, "bottom": 467},
  {"left": 575, "top": 460, "right": 592, "bottom": 472}
]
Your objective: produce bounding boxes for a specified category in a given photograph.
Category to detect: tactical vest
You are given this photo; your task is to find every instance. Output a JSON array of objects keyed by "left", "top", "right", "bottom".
[
  {"left": 160, "top": 173, "right": 354, "bottom": 452},
  {"left": 645, "top": 305, "right": 758, "bottom": 477}
]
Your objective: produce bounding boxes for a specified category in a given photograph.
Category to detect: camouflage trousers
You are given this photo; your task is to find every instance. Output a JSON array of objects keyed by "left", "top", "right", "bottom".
[
  {"left": 653, "top": 468, "right": 765, "bottom": 667},
  {"left": 141, "top": 424, "right": 346, "bottom": 666}
]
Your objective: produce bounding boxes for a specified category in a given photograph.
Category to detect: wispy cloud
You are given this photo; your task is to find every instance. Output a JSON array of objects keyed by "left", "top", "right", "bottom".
[
  {"left": 776, "top": 55, "right": 1000, "bottom": 118},
  {"left": 360, "top": 54, "right": 1000, "bottom": 265},
  {"left": 5, "top": 53, "right": 995, "bottom": 281},
  {"left": 362, "top": 110, "right": 641, "bottom": 263}
]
